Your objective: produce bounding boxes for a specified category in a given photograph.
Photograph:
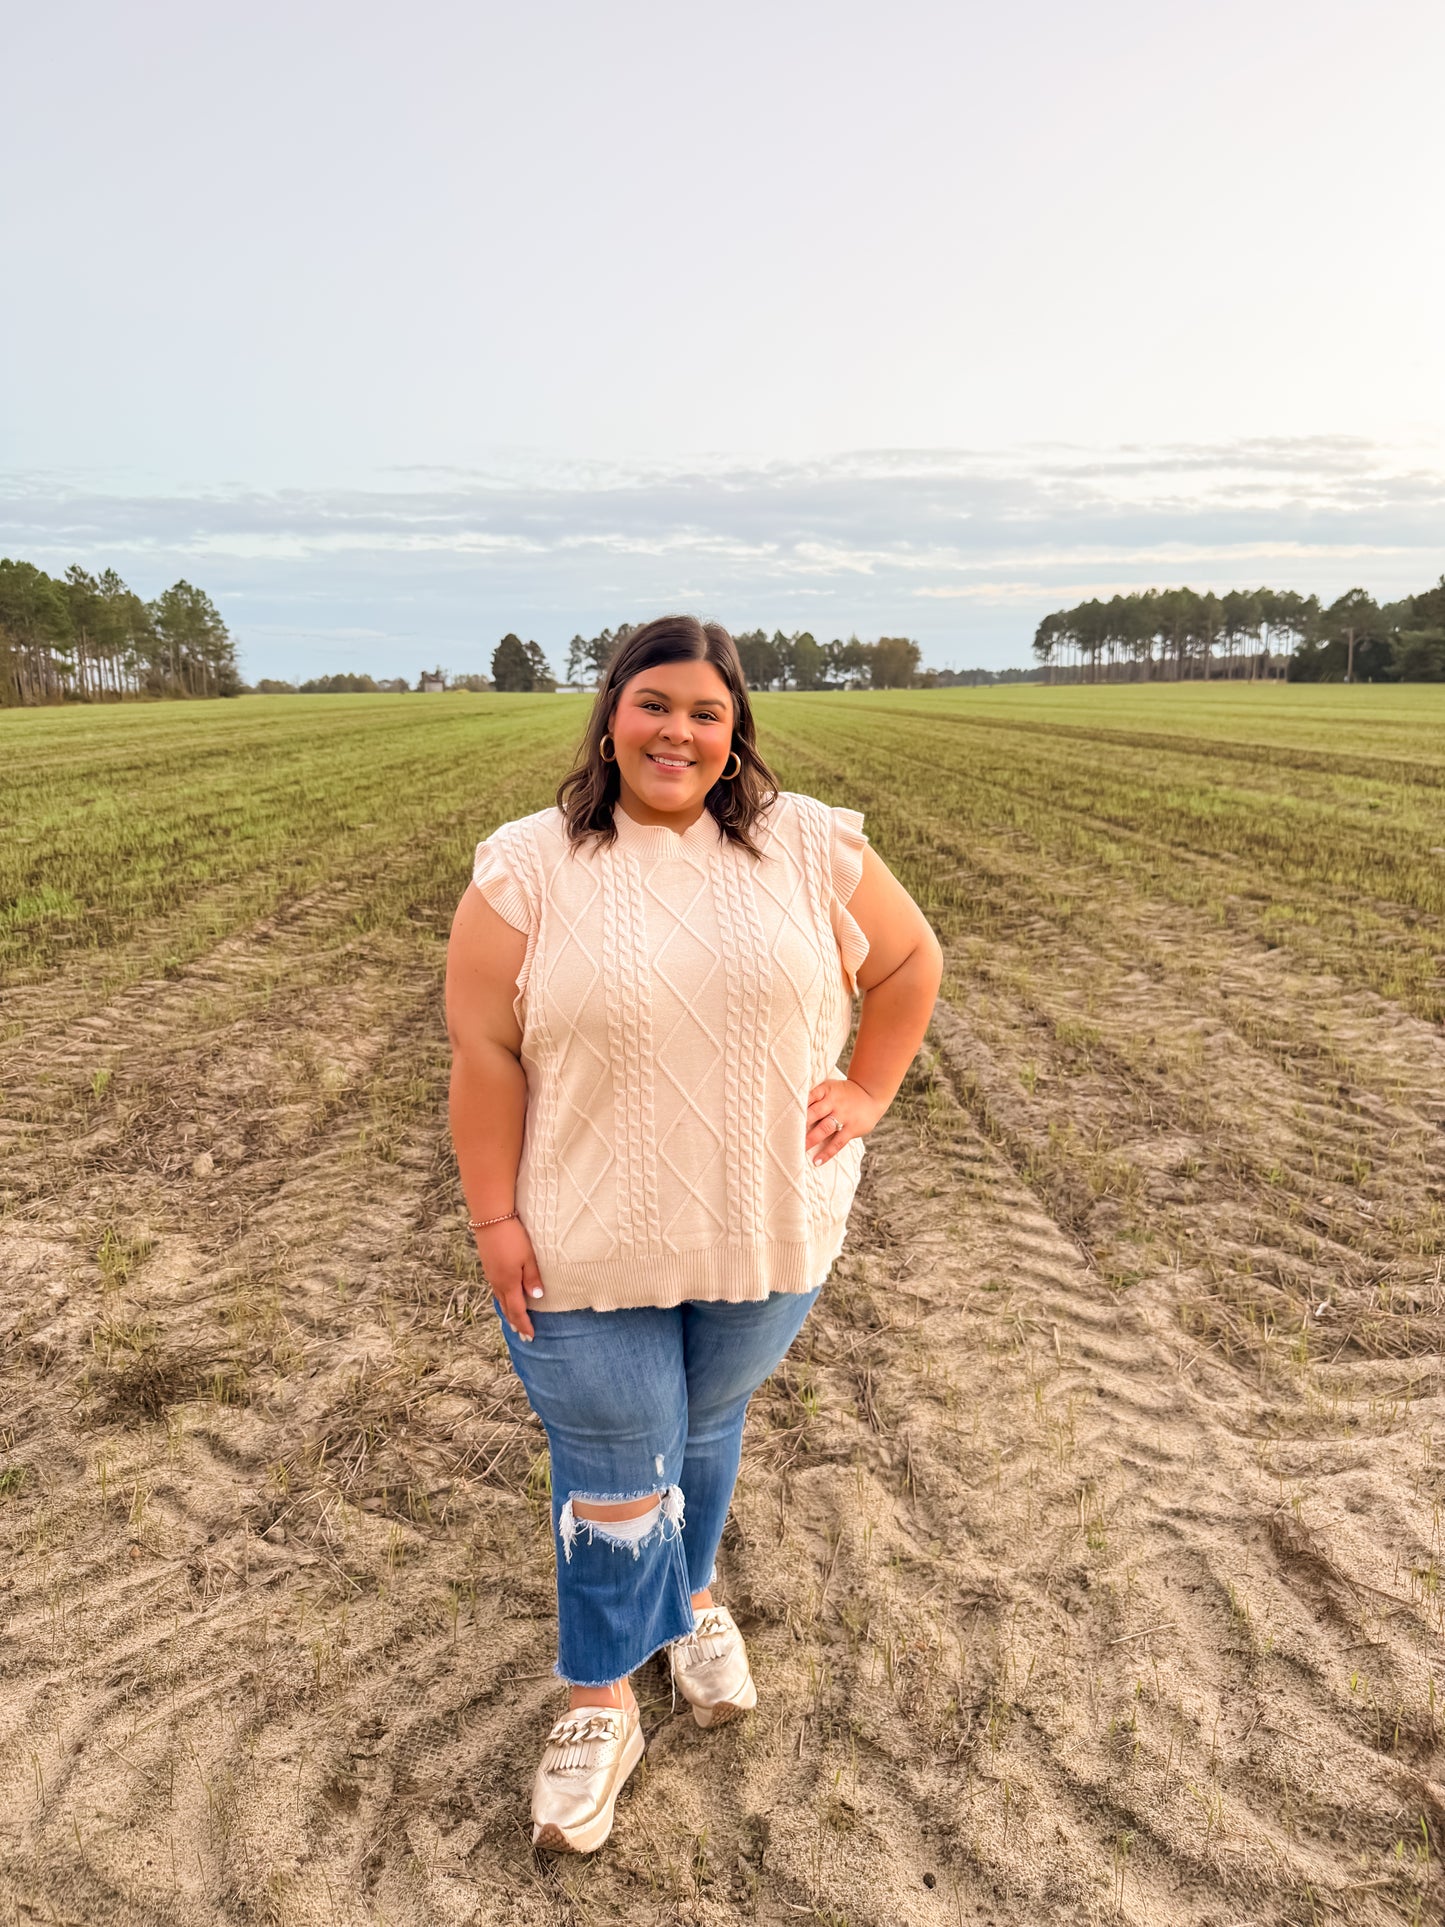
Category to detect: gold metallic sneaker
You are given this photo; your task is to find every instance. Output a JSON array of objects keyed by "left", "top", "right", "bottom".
[
  {"left": 669, "top": 1606, "right": 758, "bottom": 1728},
  {"left": 531, "top": 1702, "right": 645, "bottom": 1854}
]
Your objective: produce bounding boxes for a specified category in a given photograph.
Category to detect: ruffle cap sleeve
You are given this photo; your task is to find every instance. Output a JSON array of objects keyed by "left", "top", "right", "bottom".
[
  {"left": 471, "top": 819, "right": 542, "bottom": 1030},
  {"left": 829, "top": 805, "right": 870, "bottom": 998},
  {"left": 472, "top": 825, "right": 535, "bottom": 937}
]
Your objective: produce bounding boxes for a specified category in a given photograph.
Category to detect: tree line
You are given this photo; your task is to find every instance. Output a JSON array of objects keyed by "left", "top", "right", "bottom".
[
  {"left": 15, "top": 546, "right": 1441, "bottom": 705},
  {"left": 564, "top": 626, "right": 928, "bottom": 690},
  {"left": 257, "top": 637, "right": 556, "bottom": 694},
  {"left": 256, "top": 673, "right": 412, "bottom": 693},
  {"left": 0, "top": 558, "right": 239, "bottom": 705},
  {"left": 1032, "top": 580, "right": 1445, "bottom": 683},
  {"left": 263, "top": 631, "right": 957, "bottom": 696}
]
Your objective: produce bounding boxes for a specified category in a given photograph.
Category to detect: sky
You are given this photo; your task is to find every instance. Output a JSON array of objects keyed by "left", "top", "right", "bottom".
[{"left": 3, "top": 0, "right": 1443, "bottom": 678}]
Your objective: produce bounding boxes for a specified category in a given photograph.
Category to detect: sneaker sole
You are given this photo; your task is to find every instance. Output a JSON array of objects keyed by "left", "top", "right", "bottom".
[
  {"left": 690, "top": 1672, "right": 758, "bottom": 1729},
  {"left": 532, "top": 1718, "right": 645, "bottom": 1854}
]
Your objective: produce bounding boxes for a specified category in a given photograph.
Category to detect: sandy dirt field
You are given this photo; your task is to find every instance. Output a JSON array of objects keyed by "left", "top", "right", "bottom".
[{"left": 3, "top": 690, "right": 1443, "bottom": 1926}]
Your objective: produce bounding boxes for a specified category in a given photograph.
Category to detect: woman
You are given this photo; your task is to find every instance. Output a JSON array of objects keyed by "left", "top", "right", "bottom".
[{"left": 445, "top": 615, "right": 942, "bottom": 1854}]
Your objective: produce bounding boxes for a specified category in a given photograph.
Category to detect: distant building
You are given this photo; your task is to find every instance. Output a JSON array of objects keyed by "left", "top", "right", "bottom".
[{"left": 419, "top": 673, "right": 446, "bottom": 693}]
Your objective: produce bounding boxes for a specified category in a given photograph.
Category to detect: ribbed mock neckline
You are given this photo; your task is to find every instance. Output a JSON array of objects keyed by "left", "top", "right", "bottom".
[{"left": 612, "top": 801, "right": 724, "bottom": 860}]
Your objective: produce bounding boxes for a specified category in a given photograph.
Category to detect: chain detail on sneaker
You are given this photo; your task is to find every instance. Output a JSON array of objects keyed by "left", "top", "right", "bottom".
[
  {"left": 669, "top": 1606, "right": 759, "bottom": 1728},
  {"left": 531, "top": 1703, "right": 645, "bottom": 1853}
]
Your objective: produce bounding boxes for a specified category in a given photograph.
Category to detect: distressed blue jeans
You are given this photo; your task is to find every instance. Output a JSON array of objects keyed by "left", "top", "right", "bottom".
[{"left": 496, "top": 1286, "right": 823, "bottom": 1687}]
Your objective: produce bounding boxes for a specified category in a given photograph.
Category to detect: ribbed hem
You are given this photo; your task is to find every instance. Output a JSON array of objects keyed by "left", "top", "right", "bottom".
[{"left": 531, "top": 1228, "right": 850, "bottom": 1314}]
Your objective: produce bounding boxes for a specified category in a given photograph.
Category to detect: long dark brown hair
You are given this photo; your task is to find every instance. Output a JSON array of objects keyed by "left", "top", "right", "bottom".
[{"left": 556, "top": 616, "right": 780, "bottom": 857}]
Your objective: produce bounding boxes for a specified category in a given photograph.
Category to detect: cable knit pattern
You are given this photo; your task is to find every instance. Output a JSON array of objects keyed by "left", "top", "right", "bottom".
[
  {"left": 709, "top": 842, "right": 772, "bottom": 1248},
  {"left": 602, "top": 849, "right": 660, "bottom": 1253},
  {"left": 472, "top": 790, "right": 870, "bottom": 1312}
]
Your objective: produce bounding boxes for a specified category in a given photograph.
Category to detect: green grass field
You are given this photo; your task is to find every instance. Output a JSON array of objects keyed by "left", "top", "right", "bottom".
[
  {"left": 5, "top": 686, "right": 1444, "bottom": 1015},
  {"left": 3, "top": 685, "right": 1444, "bottom": 1926}
]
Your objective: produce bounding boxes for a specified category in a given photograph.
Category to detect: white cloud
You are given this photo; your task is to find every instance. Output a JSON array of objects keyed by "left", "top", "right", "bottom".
[{"left": 3, "top": 437, "right": 1443, "bottom": 677}]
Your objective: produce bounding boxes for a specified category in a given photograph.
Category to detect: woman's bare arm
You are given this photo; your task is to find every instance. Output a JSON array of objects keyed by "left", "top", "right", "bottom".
[
  {"left": 445, "top": 885, "right": 547, "bottom": 1339},
  {"left": 806, "top": 844, "right": 944, "bottom": 1163}
]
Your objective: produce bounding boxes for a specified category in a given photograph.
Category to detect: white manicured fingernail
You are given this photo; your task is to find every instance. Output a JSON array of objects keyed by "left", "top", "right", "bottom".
[{"left": 529, "top": 1287, "right": 543, "bottom": 1299}]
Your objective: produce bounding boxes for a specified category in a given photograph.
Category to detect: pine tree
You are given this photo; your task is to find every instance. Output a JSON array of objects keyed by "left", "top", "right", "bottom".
[
  {"left": 491, "top": 634, "right": 533, "bottom": 690},
  {"left": 523, "top": 640, "right": 556, "bottom": 691}
]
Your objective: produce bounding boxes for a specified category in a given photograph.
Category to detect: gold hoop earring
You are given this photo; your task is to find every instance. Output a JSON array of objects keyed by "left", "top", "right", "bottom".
[
  {"left": 722, "top": 750, "right": 742, "bottom": 781},
  {"left": 599, "top": 733, "right": 617, "bottom": 762}
]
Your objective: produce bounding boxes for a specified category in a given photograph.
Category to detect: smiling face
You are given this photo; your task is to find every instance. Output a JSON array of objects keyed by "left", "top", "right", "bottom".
[{"left": 608, "top": 658, "right": 737, "bottom": 825}]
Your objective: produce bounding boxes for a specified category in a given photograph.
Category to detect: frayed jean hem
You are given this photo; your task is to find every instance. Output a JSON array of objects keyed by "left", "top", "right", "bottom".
[{"left": 552, "top": 1620, "right": 696, "bottom": 1690}]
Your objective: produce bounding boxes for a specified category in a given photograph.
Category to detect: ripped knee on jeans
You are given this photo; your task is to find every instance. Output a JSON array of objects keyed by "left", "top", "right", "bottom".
[{"left": 558, "top": 1485, "right": 685, "bottom": 1563}]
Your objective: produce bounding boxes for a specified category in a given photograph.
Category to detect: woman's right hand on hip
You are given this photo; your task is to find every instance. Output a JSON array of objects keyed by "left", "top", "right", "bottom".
[{"left": 475, "top": 1218, "right": 545, "bottom": 1341}]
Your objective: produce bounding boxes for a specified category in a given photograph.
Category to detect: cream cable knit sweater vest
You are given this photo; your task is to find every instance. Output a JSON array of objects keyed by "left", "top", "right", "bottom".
[{"left": 471, "top": 790, "right": 870, "bottom": 1313}]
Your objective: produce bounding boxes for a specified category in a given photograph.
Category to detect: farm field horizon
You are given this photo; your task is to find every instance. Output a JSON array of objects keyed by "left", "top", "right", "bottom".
[{"left": 3, "top": 685, "right": 1445, "bottom": 1925}]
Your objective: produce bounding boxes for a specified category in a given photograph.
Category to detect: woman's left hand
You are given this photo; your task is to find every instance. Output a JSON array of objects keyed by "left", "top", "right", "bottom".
[{"left": 806, "top": 1076, "right": 885, "bottom": 1165}]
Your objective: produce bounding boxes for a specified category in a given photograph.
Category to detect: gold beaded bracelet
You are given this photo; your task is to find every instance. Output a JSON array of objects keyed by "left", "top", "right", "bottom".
[{"left": 468, "top": 1209, "right": 519, "bottom": 1230}]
